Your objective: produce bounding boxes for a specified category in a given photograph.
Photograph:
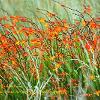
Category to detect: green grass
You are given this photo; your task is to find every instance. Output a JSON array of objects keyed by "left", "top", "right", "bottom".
[{"left": 0, "top": 0, "right": 100, "bottom": 100}]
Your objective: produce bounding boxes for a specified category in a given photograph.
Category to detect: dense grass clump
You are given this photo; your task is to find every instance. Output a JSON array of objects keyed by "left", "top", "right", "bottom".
[{"left": 0, "top": 1, "right": 100, "bottom": 100}]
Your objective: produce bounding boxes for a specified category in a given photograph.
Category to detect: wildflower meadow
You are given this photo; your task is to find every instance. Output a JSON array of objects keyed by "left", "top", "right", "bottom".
[{"left": 0, "top": 0, "right": 100, "bottom": 100}]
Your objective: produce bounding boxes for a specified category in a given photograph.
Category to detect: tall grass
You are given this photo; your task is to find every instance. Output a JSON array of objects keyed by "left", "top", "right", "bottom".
[{"left": 0, "top": 0, "right": 100, "bottom": 100}]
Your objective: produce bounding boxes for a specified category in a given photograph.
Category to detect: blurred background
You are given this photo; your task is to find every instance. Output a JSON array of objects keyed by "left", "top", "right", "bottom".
[{"left": 0, "top": 0, "right": 100, "bottom": 19}]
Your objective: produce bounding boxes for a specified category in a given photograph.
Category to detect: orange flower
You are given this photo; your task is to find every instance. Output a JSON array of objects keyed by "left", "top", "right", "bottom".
[
  {"left": 54, "top": 26, "right": 62, "bottom": 33},
  {"left": 0, "top": 79, "right": 2, "bottom": 84},
  {"left": 85, "top": 43, "right": 91, "bottom": 51},
  {"left": 0, "top": 36, "right": 7, "bottom": 42},
  {"left": 19, "top": 17, "right": 27, "bottom": 22},
  {"left": 57, "top": 72, "right": 67, "bottom": 77},
  {"left": 3, "top": 24, "right": 10, "bottom": 28},
  {"left": 62, "top": 26, "right": 68, "bottom": 31},
  {"left": 81, "top": 19, "right": 86, "bottom": 26},
  {"left": 15, "top": 41, "right": 20, "bottom": 45},
  {"left": 39, "top": 63, "right": 44, "bottom": 73},
  {"left": 84, "top": 93, "right": 92, "bottom": 97},
  {"left": 58, "top": 88, "right": 67, "bottom": 94},
  {"left": 89, "top": 75, "right": 95, "bottom": 80},
  {"left": 84, "top": 5, "right": 91, "bottom": 14},
  {"left": 38, "top": 18, "right": 45, "bottom": 23},
  {"left": 95, "top": 90, "right": 100, "bottom": 96},
  {"left": 2, "top": 16, "right": 7, "bottom": 20},
  {"left": 31, "top": 38, "right": 43, "bottom": 48},
  {"left": 2, "top": 43, "right": 8, "bottom": 48},
  {"left": 44, "top": 23, "right": 49, "bottom": 28},
  {"left": 90, "top": 21, "right": 97, "bottom": 29},
  {"left": 54, "top": 62, "right": 63, "bottom": 71},
  {"left": 49, "top": 56, "right": 56, "bottom": 61},
  {"left": 23, "top": 52, "right": 28, "bottom": 57},
  {"left": 92, "top": 36, "right": 98, "bottom": 49},
  {"left": 31, "top": 39, "right": 40, "bottom": 44},
  {"left": 47, "top": 12, "right": 56, "bottom": 17},
  {"left": 20, "top": 27, "right": 35, "bottom": 35}
]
